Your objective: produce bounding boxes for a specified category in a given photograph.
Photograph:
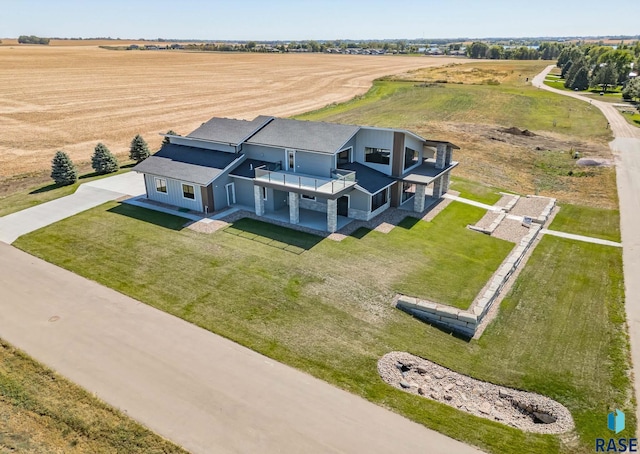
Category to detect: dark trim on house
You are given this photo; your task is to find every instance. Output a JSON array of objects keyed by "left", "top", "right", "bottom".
[
  {"left": 391, "top": 132, "right": 404, "bottom": 177},
  {"left": 201, "top": 184, "right": 214, "bottom": 213}
]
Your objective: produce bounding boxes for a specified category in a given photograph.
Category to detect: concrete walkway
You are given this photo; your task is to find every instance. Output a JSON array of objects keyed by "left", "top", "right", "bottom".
[
  {"left": 443, "top": 193, "right": 501, "bottom": 211},
  {"left": 0, "top": 243, "right": 481, "bottom": 454},
  {"left": 541, "top": 229, "right": 622, "bottom": 247},
  {"left": 0, "top": 172, "right": 145, "bottom": 244},
  {"left": 534, "top": 66, "right": 640, "bottom": 432}
]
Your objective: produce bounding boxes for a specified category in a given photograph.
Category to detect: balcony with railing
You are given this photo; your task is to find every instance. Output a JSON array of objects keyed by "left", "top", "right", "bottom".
[{"left": 254, "top": 167, "right": 356, "bottom": 196}]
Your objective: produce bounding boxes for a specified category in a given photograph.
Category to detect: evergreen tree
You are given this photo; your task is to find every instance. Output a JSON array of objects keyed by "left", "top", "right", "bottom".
[
  {"left": 50, "top": 151, "right": 78, "bottom": 186},
  {"left": 561, "top": 60, "right": 573, "bottom": 79},
  {"left": 163, "top": 130, "right": 179, "bottom": 145},
  {"left": 91, "top": 142, "right": 119, "bottom": 174},
  {"left": 129, "top": 134, "right": 150, "bottom": 163},
  {"left": 564, "top": 59, "right": 586, "bottom": 88}
]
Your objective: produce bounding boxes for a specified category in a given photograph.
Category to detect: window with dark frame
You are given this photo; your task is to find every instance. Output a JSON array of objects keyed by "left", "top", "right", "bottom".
[
  {"left": 404, "top": 147, "right": 418, "bottom": 170},
  {"left": 364, "top": 147, "right": 390, "bottom": 165},
  {"left": 337, "top": 148, "right": 351, "bottom": 166},
  {"left": 155, "top": 178, "right": 167, "bottom": 193},
  {"left": 262, "top": 186, "right": 267, "bottom": 200},
  {"left": 182, "top": 184, "right": 195, "bottom": 200},
  {"left": 371, "top": 188, "right": 388, "bottom": 211},
  {"left": 301, "top": 194, "right": 316, "bottom": 201},
  {"left": 401, "top": 181, "right": 416, "bottom": 203}
]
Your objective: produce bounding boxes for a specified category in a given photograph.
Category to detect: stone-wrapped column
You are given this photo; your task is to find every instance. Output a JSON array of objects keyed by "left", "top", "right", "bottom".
[
  {"left": 435, "top": 143, "right": 446, "bottom": 169},
  {"left": 442, "top": 172, "right": 451, "bottom": 193},
  {"left": 413, "top": 184, "right": 426, "bottom": 212},
  {"left": 327, "top": 198, "right": 338, "bottom": 233},
  {"left": 289, "top": 192, "right": 300, "bottom": 224},
  {"left": 433, "top": 177, "right": 443, "bottom": 198},
  {"left": 254, "top": 185, "right": 265, "bottom": 216},
  {"left": 445, "top": 145, "right": 453, "bottom": 166}
]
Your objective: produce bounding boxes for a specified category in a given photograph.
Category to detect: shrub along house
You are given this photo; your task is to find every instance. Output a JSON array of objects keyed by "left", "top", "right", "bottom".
[{"left": 133, "top": 115, "right": 459, "bottom": 232}]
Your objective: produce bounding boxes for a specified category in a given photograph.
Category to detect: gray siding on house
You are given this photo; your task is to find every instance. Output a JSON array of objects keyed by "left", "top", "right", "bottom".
[
  {"left": 211, "top": 174, "right": 231, "bottom": 210},
  {"left": 272, "top": 190, "right": 288, "bottom": 210},
  {"left": 294, "top": 152, "right": 333, "bottom": 177},
  {"left": 403, "top": 134, "right": 424, "bottom": 173},
  {"left": 354, "top": 128, "right": 394, "bottom": 174},
  {"left": 348, "top": 188, "right": 370, "bottom": 211},
  {"left": 233, "top": 178, "right": 255, "bottom": 206},
  {"left": 170, "top": 136, "right": 236, "bottom": 154},
  {"left": 243, "top": 144, "right": 285, "bottom": 167},
  {"left": 144, "top": 174, "right": 203, "bottom": 211}
]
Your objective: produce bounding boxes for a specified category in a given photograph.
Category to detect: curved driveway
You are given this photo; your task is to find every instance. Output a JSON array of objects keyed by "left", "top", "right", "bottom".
[{"left": 534, "top": 66, "right": 640, "bottom": 432}]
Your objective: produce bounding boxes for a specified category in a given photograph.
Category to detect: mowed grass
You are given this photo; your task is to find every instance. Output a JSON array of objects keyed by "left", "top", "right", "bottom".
[
  {"left": 449, "top": 176, "right": 504, "bottom": 205},
  {"left": 0, "top": 167, "right": 132, "bottom": 217},
  {"left": 14, "top": 201, "right": 631, "bottom": 453},
  {"left": 550, "top": 204, "right": 621, "bottom": 242},
  {"left": 0, "top": 338, "right": 185, "bottom": 453}
]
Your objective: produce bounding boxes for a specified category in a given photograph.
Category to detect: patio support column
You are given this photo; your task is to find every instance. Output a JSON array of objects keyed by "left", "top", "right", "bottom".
[
  {"left": 435, "top": 144, "right": 446, "bottom": 170},
  {"left": 289, "top": 192, "right": 300, "bottom": 224},
  {"left": 413, "top": 184, "right": 426, "bottom": 212},
  {"left": 254, "top": 185, "right": 265, "bottom": 216},
  {"left": 445, "top": 145, "right": 453, "bottom": 166},
  {"left": 442, "top": 172, "right": 451, "bottom": 193},
  {"left": 433, "top": 177, "right": 443, "bottom": 199},
  {"left": 327, "top": 198, "right": 338, "bottom": 233}
]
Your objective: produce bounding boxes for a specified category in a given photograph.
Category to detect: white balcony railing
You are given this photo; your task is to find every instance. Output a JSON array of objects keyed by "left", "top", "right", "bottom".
[{"left": 254, "top": 167, "right": 356, "bottom": 195}]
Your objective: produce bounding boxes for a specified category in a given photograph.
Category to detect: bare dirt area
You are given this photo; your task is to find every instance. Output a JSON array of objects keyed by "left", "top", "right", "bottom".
[
  {"left": 417, "top": 121, "right": 617, "bottom": 208},
  {"left": 0, "top": 46, "right": 456, "bottom": 178}
]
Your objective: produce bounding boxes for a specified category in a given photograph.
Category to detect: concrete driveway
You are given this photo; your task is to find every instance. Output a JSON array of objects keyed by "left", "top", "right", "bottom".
[
  {"left": 534, "top": 66, "right": 640, "bottom": 432},
  {"left": 0, "top": 172, "right": 145, "bottom": 244},
  {"left": 0, "top": 243, "right": 481, "bottom": 454}
]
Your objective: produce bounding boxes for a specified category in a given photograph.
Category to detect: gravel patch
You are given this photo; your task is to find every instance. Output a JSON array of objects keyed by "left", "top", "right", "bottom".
[
  {"left": 474, "top": 211, "right": 501, "bottom": 230},
  {"left": 186, "top": 219, "right": 229, "bottom": 234},
  {"left": 492, "top": 218, "right": 531, "bottom": 243},
  {"left": 494, "top": 194, "right": 517, "bottom": 209},
  {"left": 378, "top": 352, "right": 574, "bottom": 434},
  {"left": 509, "top": 196, "right": 551, "bottom": 218}
]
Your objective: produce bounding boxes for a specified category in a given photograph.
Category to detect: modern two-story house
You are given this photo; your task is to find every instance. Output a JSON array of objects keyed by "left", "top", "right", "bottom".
[{"left": 133, "top": 115, "right": 459, "bottom": 232}]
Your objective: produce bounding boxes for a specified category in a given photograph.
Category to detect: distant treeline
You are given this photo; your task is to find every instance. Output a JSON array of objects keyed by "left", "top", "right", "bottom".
[
  {"left": 466, "top": 42, "right": 562, "bottom": 60},
  {"left": 18, "top": 35, "right": 50, "bottom": 45}
]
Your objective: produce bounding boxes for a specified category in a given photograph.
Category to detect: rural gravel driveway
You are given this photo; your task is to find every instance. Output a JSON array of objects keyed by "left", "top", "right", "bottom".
[
  {"left": 534, "top": 66, "right": 640, "bottom": 431},
  {"left": 0, "top": 243, "right": 481, "bottom": 454},
  {"left": 0, "top": 172, "right": 145, "bottom": 244}
]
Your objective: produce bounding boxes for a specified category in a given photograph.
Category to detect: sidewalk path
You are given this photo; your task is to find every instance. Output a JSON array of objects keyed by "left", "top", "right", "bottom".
[
  {"left": 534, "top": 66, "right": 640, "bottom": 432},
  {"left": 0, "top": 243, "right": 481, "bottom": 454},
  {"left": 0, "top": 172, "right": 145, "bottom": 244},
  {"left": 541, "top": 229, "right": 622, "bottom": 247}
]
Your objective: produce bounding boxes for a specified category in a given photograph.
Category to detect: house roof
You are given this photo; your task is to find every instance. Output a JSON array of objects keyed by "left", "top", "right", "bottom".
[
  {"left": 187, "top": 115, "right": 273, "bottom": 145},
  {"left": 246, "top": 118, "right": 360, "bottom": 154},
  {"left": 230, "top": 159, "right": 281, "bottom": 179},
  {"left": 339, "top": 162, "right": 395, "bottom": 194},
  {"left": 424, "top": 139, "right": 460, "bottom": 150},
  {"left": 133, "top": 144, "right": 242, "bottom": 185}
]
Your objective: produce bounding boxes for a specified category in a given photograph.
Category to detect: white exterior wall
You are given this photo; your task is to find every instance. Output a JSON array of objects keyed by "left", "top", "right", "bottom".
[
  {"left": 354, "top": 128, "right": 394, "bottom": 175},
  {"left": 403, "top": 135, "right": 424, "bottom": 173},
  {"left": 144, "top": 174, "right": 203, "bottom": 211}
]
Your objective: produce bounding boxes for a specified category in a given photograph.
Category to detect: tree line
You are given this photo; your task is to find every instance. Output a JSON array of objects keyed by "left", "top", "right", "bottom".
[
  {"left": 18, "top": 35, "right": 50, "bottom": 45},
  {"left": 556, "top": 42, "right": 640, "bottom": 98},
  {"left": 466, "top": 42, "right": 563, "bottom": 60},
  {"left": 50, "top": 134, "right": 153, "bottom": 186}
]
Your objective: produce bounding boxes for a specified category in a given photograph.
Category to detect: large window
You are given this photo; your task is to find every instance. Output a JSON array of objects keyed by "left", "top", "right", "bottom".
[
  {"left": 337, "top": 148, "right": 351, "bottom": 166},
  {"left": 404, "top": 147, "right": 418, "bottom": 170},
  {"left": 401, "top": 181, "right": 415, "bottom": 203},
  {"left": 364, "top": 147, "right": 390, "bottom": 165},
  {"left": 182, "top": 184, "right": 195, "bottom": 200},
  {"left": 371, "top": 188, "right": 388, "bottom": 211},
  {"left": 155, "top": 178, "right": 167, "bottom": 194}
]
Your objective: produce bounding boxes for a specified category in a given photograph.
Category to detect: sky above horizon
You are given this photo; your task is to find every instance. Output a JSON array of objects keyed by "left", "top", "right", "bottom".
[{"left": 1, "top": 0, "right": 639, "bottom": 41}]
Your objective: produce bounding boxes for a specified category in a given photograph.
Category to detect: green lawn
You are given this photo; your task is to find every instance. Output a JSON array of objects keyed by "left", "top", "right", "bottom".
[
  {"left": 449, "top": 176, "right": 504, "bottom": 205},
  {"left": 549, "top": 204, "right": 621, "bottom": 242},
  {"left": 296, "top": 79, "right": 610, "bottom": 142},
  {"left": 0, "top": 338, "right": 185, "bottom": 453},
  {"left": 0, "top": 168, "right": 131, "bottom": 218},
  {"left": 14, "top": 200, "right": 631, "bottom": 453}
]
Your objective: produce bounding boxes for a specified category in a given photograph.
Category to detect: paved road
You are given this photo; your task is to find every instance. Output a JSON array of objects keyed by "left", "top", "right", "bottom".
[
  {"left": 534, "top": 66, "right": 640, "bottom": 431},
  {"left": 0, "top": 243, "right": 481, "bottom": 454},
  {"left": 0, "top": 172, "right": 145, "bottom": 244}
]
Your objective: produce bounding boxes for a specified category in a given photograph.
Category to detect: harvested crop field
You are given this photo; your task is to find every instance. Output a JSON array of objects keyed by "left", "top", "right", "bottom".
[{"left": 0, "top": 46, "right": 460, "bottom": 177}]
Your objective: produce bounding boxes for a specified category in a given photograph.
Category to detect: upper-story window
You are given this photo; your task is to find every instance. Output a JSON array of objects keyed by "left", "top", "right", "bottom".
[
  {"left": 364, "top": 147, "right": 390, "bottom": 165},
  {"left": 404, "top": 147, "right": 419, "bottom": 170}
]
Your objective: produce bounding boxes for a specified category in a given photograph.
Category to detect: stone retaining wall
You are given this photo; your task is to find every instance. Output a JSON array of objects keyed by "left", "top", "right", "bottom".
[
  {"left": 468, "top": 212, "right": 506, "bottom": 235},
  {"left": 396, "top": 223, "right": 542, "bottom": 337},
  {"left": 529, "top": 196, "right": 556, "bottom": 224},
  {"left": 498, "top": 192, "right": 520, "bottom": 212}
]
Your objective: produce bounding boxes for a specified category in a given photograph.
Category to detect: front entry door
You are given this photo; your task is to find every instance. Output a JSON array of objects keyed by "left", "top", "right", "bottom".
[
  {"left": 337, "top": 196, "right": 349, "bottom": 217},
  {"left": 225, "top": 183, "right": 236, "bottom": 205}
]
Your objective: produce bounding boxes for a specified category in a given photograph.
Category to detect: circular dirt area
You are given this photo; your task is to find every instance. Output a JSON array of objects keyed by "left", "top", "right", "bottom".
[{"left": 378, "top": 352, "right": 574, "bottom": 434}]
